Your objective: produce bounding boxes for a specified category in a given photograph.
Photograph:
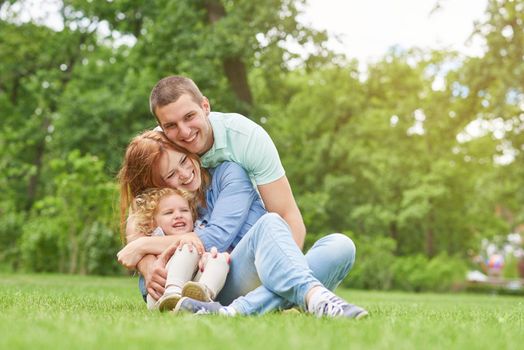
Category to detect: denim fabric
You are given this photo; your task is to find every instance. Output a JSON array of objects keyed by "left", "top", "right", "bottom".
[
  {"left": 194, "top": 162, "right": 266, "bottom": 252},
  {"left": 137, "top": 215, "right": 356, "bottom": 315},
  {"left": 216, "top": 213, "right": 356, "bottom": 315}
]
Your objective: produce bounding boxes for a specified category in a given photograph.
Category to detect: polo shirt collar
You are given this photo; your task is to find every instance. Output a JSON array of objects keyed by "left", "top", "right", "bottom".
[{"left": 209, "top": 112, "right": 227, "bottom": 151}]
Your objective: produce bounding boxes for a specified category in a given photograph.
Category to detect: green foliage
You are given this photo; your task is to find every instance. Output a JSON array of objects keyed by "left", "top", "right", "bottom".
[
  {"left": 346, "top": 235, "right": 397, "bottom": 290},
  {"left": 347, "top": 234, "right": 468, "bottom": 292},
  {"left": 0, "top": 0, "right": 523, "bottom": 281},
  {"left": 0, "top": 200, "right": 26, "bottom": 270},
  {"left": 18, "top": 151, "right": 120, "bottom": 274},
  {"left": 391, "top": 254, "right": 467, "bottom": 292}
]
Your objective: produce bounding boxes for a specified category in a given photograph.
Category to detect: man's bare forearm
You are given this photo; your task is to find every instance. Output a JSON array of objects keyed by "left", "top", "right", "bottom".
[{"left": 282, "top": 207, "right": 306, "bottom": 249}]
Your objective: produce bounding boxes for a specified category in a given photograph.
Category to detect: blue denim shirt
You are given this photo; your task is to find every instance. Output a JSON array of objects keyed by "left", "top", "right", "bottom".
[{"left": 194, "top": 162, "right": 266, "bottom": 252}]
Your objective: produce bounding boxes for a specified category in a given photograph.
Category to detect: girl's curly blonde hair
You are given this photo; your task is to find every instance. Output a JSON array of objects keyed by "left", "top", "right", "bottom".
[{"left": 129, "top": 187, "right": 197, "bottom": 242}]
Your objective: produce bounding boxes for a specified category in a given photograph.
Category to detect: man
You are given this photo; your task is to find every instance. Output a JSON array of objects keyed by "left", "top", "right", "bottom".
[
  {"left": 149, "top": 75, "right": 306, "bottom": 248},
  {"left": 137, "top": 75, "right": 307, "bottom": 300}
]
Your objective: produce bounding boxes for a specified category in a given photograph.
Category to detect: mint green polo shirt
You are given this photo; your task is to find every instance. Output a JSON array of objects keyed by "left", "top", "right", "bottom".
[{"left": 201, "top": 112, "right": 285, "bottom": 185}]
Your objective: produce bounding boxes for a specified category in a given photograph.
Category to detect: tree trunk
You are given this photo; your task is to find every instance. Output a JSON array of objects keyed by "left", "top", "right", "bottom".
[
  {"left": 203, "top": 0, "right": 253, "bottom": 108},
  {"left": 26, "top": 116, "right": 50, "bottom": 210},
  {"left": 389, "top": 220, "right": 398, "bottom": 253}
]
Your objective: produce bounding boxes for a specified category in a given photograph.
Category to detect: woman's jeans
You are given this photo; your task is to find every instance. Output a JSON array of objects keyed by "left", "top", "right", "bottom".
[{"left": 139, "top": 213, "right": 356, "bottom": 315}]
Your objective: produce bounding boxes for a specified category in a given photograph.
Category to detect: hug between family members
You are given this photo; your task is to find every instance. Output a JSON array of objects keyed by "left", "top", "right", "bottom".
[{"left": 116, "top": 75, "right": 368, "bottom": 319}]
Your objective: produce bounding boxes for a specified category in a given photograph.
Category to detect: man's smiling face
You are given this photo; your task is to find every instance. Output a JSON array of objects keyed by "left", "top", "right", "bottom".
[{"left": 156, "top": 94, "right": 214, "bottom": 155}]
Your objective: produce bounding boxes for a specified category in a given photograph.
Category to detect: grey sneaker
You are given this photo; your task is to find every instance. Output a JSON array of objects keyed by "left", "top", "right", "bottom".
[
  {"left": 157, "top": 291, "right": 182, "bottom": 312},
  {"left": 312, "top": 291, "right": 369, "bottom": 319},
  {"left": 174, "top": 296, "right": 223, "bottom": 315},
  {"left": 182, "top": 281, "right": 213, "bottom": 302}
]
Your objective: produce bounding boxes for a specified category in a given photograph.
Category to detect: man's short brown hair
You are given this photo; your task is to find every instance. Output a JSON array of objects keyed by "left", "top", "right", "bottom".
[{"left": 149, "top": 76, "right": 204, "bottom": 123}]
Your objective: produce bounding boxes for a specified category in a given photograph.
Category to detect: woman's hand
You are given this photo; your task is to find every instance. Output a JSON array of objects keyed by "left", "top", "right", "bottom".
[
  {"left": 117, "top": 237, "right": 146, "bottom": 269},
  {"left": 198, "top": 247, "right": 230, "bottom": 271},
  {"left": 174, "top": 232, "right": 205, "bottom": 255}
]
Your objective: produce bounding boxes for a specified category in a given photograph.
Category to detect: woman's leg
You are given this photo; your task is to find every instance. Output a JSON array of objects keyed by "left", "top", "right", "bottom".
[{"left": 225, "top": 233, "right": 356, "bottom": 315}]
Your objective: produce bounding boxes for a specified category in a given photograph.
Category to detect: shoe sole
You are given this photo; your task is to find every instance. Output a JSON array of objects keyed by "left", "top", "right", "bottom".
[
  {"left": 182, "top": 281, "right": 212, "bottom": 302},
  {"left": 172, "top": 296, "right": 189, "bottom": 314},
  {"left": 355, "top": 311, "right": 369, "bottom": 320},
  {"left": 158, "top": 294, "right": 181, "bottom": 312}
]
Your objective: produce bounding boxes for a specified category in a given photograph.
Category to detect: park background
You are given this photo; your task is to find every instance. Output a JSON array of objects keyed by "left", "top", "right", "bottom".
[{"left": 1, "top": 0, "right": 523, "bottom": 293}]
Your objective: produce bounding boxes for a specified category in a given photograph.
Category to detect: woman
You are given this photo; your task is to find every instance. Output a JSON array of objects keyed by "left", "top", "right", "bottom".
[{"left": 117, "top": 130, "right": 368, "bottom": 318}]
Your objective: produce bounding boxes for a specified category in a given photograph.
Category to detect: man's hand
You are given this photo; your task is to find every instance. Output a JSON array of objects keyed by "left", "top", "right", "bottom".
[
  {"left": 144, "top": 256, "right": 167, "bottom": 300},
  {"left": 143, "top": 243, "right": 179, "bottom": 300}
]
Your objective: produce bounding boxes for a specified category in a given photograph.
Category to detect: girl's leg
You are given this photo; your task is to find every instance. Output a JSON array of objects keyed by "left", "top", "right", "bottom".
[
  {"left": 157, "top": 244, "right": 199, "bottom": 310},
  {"left": 183, "top": 253, "right": 230, "bottom": 301}
]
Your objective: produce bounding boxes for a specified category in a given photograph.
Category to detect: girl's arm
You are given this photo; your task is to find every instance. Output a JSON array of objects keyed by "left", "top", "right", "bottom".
[{"left": 195, "top": 162, "right": 260, "bottom": 252}]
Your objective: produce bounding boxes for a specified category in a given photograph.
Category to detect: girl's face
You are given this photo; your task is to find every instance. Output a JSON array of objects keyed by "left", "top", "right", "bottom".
[
  {"left": 154, "top": 194, "right": 194, "bottom": 235},
  {"left": 157, "top": 148, "right": 202, "bottom": 192}
]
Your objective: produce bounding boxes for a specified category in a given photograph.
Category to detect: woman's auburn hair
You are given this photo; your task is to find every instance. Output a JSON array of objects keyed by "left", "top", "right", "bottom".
[{"left": 117, "top": 130, "right": 209, "bottom": 242}]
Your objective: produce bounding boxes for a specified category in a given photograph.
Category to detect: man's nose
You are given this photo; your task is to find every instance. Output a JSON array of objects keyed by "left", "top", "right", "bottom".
[{"left": 178, "top": 123, "right": 191, "bottom": 138}]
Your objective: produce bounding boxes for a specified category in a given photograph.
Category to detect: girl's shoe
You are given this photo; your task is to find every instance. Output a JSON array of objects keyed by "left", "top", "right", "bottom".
[{"left": 182, "top": 281, "right": 213, "bottom": 302}]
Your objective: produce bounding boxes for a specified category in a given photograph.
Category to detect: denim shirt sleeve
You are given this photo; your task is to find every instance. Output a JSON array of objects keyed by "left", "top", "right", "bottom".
[{"left": 194, "top": 162, "right": 258, "bottom": 252}]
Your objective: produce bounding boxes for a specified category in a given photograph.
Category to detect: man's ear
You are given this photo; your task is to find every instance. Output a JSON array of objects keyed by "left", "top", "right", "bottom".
[{"left": 201, "top": 97, "right": 211, "bottom": 115}]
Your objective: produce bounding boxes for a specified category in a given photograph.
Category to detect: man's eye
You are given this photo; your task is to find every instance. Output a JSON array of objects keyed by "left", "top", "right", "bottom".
[{"left": 185, "top": 114, "right": 194, "bottom": 121}]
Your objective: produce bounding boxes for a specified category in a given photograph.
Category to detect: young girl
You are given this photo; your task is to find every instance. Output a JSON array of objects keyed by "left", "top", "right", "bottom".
[{"left": 131, "top": 187, "right": 230, "bottom": 311}]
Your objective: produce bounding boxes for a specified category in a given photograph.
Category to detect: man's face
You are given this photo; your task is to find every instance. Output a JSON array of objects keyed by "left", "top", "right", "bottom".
[{"left": 155, "top": 94, "right": 214, "bottom": 155}]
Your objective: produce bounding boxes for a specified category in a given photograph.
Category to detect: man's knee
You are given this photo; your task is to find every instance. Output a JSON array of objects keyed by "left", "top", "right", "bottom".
[{"left": 326, "top": 233, "right": 356, "bottom": 270}]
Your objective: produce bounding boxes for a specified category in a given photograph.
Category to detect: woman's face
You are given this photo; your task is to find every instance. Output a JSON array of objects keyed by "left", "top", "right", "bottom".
[{"left": 156, "top": 149, "right": 202, "bottom": 192}]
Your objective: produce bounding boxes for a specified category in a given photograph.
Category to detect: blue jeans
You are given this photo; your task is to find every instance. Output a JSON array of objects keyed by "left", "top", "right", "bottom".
[
  {"left": 139, "top": 213, "right": 356, "bottom": 315},
  {"left": 219, "top": 213, "right": 355, "bottom": 314}
]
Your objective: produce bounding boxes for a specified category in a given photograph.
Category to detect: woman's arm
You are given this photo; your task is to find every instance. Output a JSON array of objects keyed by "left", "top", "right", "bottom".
[
  {"left": 195, "top": 162, "right": 260, "bottom": 251},
  {"left": 117, "top": 233, "right": 204, "bottom": 269}
]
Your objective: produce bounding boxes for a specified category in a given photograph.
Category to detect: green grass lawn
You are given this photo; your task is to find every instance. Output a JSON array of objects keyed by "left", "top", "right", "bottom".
[{"left": 1, "top": 274, "right": 522, "bottom": 350}]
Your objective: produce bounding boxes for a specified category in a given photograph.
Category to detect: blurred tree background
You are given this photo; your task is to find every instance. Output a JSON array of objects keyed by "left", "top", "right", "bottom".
[{"left": 0, "top": 0, "right": 522, "bottom": 290}]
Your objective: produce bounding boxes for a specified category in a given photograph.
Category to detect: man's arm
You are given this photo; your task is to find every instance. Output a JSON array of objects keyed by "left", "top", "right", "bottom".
[{"left": 258, "top": 176, "right": 306, "bottom": 249}]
